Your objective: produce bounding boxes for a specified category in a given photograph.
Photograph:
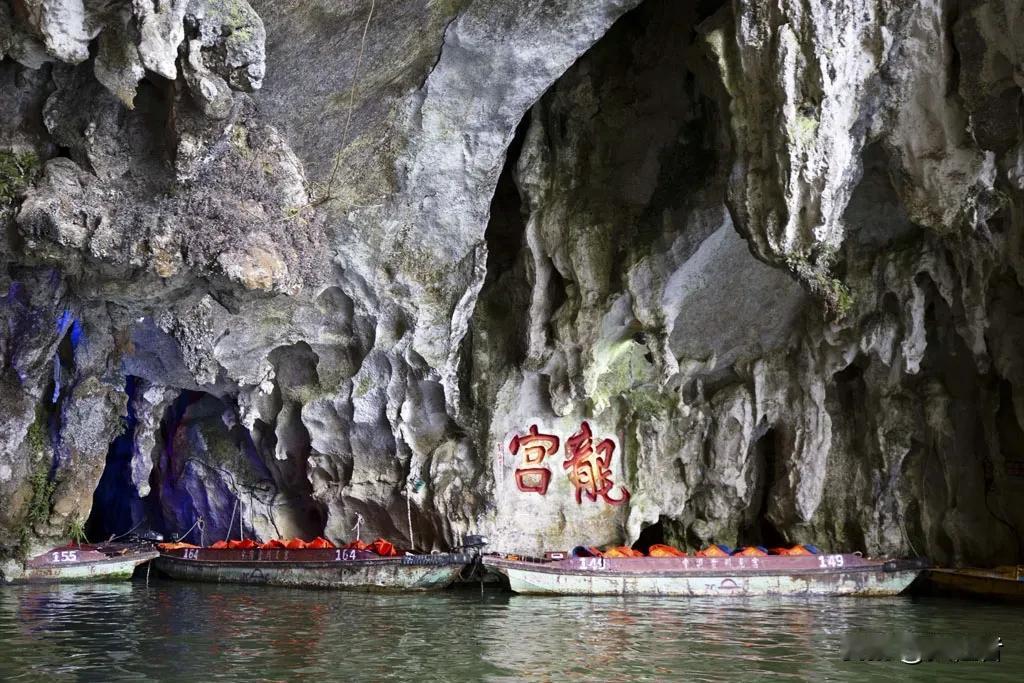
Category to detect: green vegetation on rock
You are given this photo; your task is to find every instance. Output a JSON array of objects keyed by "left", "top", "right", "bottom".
[
  {"left": 0, "top": 149, "right": 40, "bottom": 207},
  {"left": 785, "top": 248, "right": 855, "bottom": 318},
  {"left": 25, "top": 417, "right": 49, "bottom": 457},
  {"left": 18, "top": 461, "right": 57, "bottom": 559},
  {"left": 65, "top": 516, "right": 88, "bottom": 545}
]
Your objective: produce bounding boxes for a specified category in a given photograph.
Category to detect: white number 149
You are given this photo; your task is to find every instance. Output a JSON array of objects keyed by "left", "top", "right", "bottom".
[{"left": 818, "top": 554, "right": 844, "bottom": 568}]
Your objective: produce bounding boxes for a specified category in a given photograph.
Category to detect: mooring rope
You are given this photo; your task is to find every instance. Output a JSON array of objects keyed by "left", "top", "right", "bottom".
[
  {"left": 224, "top": 498, "right": 238, "bottom": 543},
  {"left": 177, "top": 516, "right": 203, "bottom": 544},
  {"left": 351, "top": 512, "right": 364, "bottom": 541},
  {"left": 107, "top": 517, "right": 145, "bottom": 543}
]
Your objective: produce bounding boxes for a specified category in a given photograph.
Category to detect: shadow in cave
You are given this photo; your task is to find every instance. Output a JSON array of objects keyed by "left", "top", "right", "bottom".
[
  {"left": 632, "top": 519, "right": 665, "bottom": 553},
  {"left": 475, "top": 112, "right": 532, "bottom": 368},
  {"left": 86, "top": 377, "right": 144, "bottom": 542}
]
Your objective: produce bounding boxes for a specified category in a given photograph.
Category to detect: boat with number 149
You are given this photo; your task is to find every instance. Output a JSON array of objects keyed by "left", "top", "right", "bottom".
[{"left": 484, "top": 546, "right": 928, "bottom": 596}]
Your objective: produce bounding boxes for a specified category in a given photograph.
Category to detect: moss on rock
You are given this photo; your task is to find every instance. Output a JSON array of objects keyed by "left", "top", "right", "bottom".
[{"left": 0, "top": 149, "right": 40, "bottom": 207}]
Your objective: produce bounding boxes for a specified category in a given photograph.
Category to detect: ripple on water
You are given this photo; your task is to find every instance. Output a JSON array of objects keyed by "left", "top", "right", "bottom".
[{"left": 0, "top": 581, "right": 1021, "bottom": 682}]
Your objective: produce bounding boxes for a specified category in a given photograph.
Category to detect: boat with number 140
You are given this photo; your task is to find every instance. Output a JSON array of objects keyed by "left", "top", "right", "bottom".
[{"left": 484, "top": 546, "right": 928, "bottom": 596}]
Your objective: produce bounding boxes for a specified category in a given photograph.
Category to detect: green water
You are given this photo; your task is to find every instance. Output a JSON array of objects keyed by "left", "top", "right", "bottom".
[{"left": 0, "top": 579, "right": 1020, "bottom": 681}]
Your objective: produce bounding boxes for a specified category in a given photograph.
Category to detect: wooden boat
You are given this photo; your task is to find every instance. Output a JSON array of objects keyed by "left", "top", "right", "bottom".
[
  {"left": 484, "top": 552, "right": 928, "bottom": 596},
  {"left": 921, "top": 566, "right": 1024, "bottom": 602},
  {"left": 154, "top": 545, "right": 472, "bottom": 591},
  {"left": 3, "top": 542, "right": 159, "bottom": 584}
]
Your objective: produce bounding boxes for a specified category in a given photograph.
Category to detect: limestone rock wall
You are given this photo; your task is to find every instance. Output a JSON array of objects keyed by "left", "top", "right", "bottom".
[{"left": 1, "top": 0, "right": 1023, "bottom": 569}]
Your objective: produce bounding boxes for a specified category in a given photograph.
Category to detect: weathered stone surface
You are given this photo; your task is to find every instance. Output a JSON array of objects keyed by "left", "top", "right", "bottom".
[{"left": 2, "top": 0, "right": 1024, "bottom": 569}]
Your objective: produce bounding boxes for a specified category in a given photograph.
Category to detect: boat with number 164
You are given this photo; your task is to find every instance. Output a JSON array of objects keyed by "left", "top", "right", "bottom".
[{"left": 154, "top": 535, "right": 486, "bottom": 591}]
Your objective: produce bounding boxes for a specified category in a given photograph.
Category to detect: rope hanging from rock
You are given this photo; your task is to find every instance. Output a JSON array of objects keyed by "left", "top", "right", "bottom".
[
  {"left": 351, "top": 512, "right": 364, "bottom": 541},
  {"left": 406, "top": 480, "right": 414, "bottom": 551}
]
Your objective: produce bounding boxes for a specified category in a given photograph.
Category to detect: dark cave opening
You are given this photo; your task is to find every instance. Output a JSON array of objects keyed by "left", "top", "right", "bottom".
[
  {"left": 483, "top": 115, "right": 530, "bottom": 288},
  {"left": 996, "top": 379, "right": 1024, "bottom": 464},
  {"left": 632, "top": 519, "right": 665, "bottom": 553},
  {"left": 738, "top": 428, "right": 787, "bottom": 548},
  {"left": 828, "top": 357, "right": 871, "bottom": 553},
  {"left": 466, "top": 106, "right": 535, "bottom": 396}
]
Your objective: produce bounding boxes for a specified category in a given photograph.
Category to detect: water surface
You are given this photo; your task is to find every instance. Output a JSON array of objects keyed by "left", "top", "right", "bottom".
[{"left": 0, "top": 579, "right": 1020, "bottom": 681}]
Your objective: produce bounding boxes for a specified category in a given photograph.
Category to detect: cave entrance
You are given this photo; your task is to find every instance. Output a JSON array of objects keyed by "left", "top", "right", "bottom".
[
  {"left": 632, "top": 519, "right": 665, "bottom": 553},
  {"left": 143, "top": 389, "right": 264, "bottom": 543},
  {"left": 143, "top": 388, "right": 326, "bottom": 544}
]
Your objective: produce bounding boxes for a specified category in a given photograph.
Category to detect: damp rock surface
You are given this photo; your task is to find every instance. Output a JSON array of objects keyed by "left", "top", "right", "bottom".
[{"left": 2, "top": 0, "right": 1024, "bottom": 567}]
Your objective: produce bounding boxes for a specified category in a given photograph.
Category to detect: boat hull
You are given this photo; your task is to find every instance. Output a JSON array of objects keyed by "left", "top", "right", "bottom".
[
  {"left": 922, "top": 567, "right": 1024, "bottom": 602},
  {"left": 154, "top": 549, "right": 466, "bottom": 591},
  {"left": 4, "top": 546, "right": 159, "bottom": 584},
  {"left": 485, "top": 554, "right": 925, "bottom": 597}
]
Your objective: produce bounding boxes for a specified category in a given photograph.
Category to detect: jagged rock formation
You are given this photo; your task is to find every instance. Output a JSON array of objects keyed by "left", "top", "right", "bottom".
[{"left": 2, "top": 0, "right": 1023, "bottom": 574}]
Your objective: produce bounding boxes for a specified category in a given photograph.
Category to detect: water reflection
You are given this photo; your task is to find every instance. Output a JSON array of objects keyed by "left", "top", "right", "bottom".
[{"left": 0, "top": 581, "right": 1020, "bottom": 681}]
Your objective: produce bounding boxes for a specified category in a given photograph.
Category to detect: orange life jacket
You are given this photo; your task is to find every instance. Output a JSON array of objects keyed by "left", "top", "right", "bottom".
[
  {"left": 695, "top": 544, "right": 731, "bottom": 557},
  {"left": 774, "top": 544, "right": 816, "bottom": 556},
  {"left": 648, "top": 544, "right": 687, "bottom": 557},
  {"left": 368, "top": 538, "right": 398, "bottom": 556}
]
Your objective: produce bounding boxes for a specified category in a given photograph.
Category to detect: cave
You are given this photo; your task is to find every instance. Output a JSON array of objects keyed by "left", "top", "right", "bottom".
[
  {"left": 4, "top": 0, "right": 1024, "bottom": 584},
  {"left": 473, "top": 110, "right": 532, "bottom": 371},
  {"left": 85, "top": 379, "right": 330, "bottom": 547}
]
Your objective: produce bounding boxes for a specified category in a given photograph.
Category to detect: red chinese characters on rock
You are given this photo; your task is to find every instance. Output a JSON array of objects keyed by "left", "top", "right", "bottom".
[
  {"left": 506, "top": 422, "right": 630, "bottom": 505},
  {"left": 508, "top": 425, "right": 560, "bottom": 495},
  {"left": 564, "top": 421, "right": 630, "bottom": 506}
]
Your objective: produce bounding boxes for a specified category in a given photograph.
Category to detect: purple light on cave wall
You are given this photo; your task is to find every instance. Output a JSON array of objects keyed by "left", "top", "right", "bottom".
[
  {"left": 70, "top": 319, "right": 83, "bottom": 349},
  {"left": 55, "top": 308, "right": 74, "bottom": 335}
]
